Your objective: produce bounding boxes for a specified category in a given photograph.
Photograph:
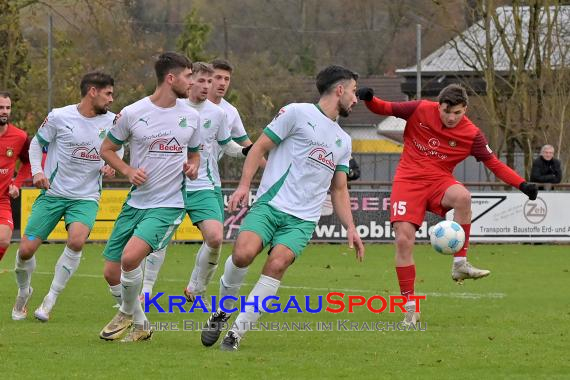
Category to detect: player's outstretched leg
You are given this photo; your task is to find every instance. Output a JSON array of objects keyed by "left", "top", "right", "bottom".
[
  {"left": 451, "top": 260, "right": 490, "bottom": 283},
  {"left": 184, "top": 242, "right": 221, "bottom": 310},
  {"left": 201, "top": 256, "right": 247, "bottom": 346},
  {"left": 13, "top": 252, "right": 36, "bottom": 320},
  {"left": 220, "top": 274, "right": 280, "bottom": 351},
  {"left": 35, "top": 246, "right": 82, "bottom": 321},
  {"left": 140, "top": 248, "right": 166, "bottom": 301},
  {"left": 451, "top": 224, "right": 490, "bottom": 283},
  {"left": 101, "top": 266, "right": 144, "bottom": 340}
]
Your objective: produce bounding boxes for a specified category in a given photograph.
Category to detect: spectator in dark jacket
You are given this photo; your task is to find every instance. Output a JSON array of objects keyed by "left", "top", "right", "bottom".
[{"left": 530, "top": 144, "right": 562, "bottom": 190}]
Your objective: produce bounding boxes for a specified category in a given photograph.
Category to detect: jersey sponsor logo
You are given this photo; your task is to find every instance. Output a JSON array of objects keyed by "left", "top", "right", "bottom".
[
  {"left": 149, "top": 137, "right": 183, "bottom": 154},
  {"left": 309, "top": 140, "right": 330, "bottom": 148},
  {"left": 72, "top": 147, "right": 101, "bottom": 162},
  {"left": 307, "top": 121, "right": 317, "bottom": 131},
  {"left": 179, "top": 116, "right": 189, "bottom": 128},
  {"left": 412, "top": 138, "right": 448, "bottom": 160},
  {"left": 64, "top": 125, "right": 74, "bottom": 133},
  {"left": 418, "top": 122, "right": 430, "bottom": 130},
  {"left": 308, "top": 147, "right": 335, "bottom": 172},
  {"left": 0, "top": 168, "right": 9, "bottom": 175},
  {"left": 428, "top": 138, "right": 440, "bottom": 148}
]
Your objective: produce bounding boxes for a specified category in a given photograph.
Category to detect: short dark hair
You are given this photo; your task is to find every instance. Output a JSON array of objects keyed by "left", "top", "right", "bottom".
[
  {"left": 0, "top": 91, "right": 10, "bottom": 99},
  {"left": 438, "top": 84, "right": 468, "bottom": 107},
  {"left": 211, "top": 59, "right": 233, "bottom": 73},
  {"left": 155, "top": 52, "right": 193, "bottom": 84},
  {"left": 192, "top": 62, "right": 214, "bottom": 76},
  {"left": 315, "top": 65, "right": 359, "bottom": 95},
  {"left": 80, "top": 72, "right": 114, "bottom": 97}
]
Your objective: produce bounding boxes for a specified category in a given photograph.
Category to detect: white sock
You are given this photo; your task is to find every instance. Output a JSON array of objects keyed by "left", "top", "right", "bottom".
[
  {"left": 219, "top": 255, "right": 248, "bottom": 310},
  {"left": 109, "top": 284, "right": 122, "bottom": 306},
  {"left": 405, "top": 300, "right": 416, "bottom": 310},
  {"left": 453, "top": 257, "right": 467, "bottom": 264},
  {"left": 47, "top": 246, "right": 82, "bottom": 303},
  {"left": 119, "top": 266, "right": 143, "bottom": 316},
  {"left": 234, "top": 275, "right": 280, "bottom": 338},
  {"left": 132, "top": 297, "right": 148, "bottom": 328},
  {"left": 141, "top": 248, "right": 166, "bottom": 296},
  {"left": 187, "top": 242, "right": 221, "bottom": 293},
  {"left": 15, "top": 251, "right": 36, "bottom": 297}
]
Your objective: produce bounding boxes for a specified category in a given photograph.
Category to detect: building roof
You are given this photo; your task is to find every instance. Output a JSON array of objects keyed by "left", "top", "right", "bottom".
[{"left": 397, "top": 5, "right": 570, "bottom": 75}]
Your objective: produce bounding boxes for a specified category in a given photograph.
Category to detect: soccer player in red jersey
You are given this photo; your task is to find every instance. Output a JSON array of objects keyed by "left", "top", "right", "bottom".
[
  {"left": 0, "top": 91, "right": 31, "bottom": 261},
  {"left": 357, "top": 84, "right": 538, "bottom": 325}
]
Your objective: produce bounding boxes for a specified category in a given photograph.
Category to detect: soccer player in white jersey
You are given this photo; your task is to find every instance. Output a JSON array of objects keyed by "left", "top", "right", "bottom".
[
  {"left": 208, "top": 59, "right": 252, "bottom": 149},
  {"left": 201, "top": 65, "right": 365, "bottom": 351},
  {"left": 141, "top": 62, "right": 249, "bottom": 304},
  {"left": 12, "top": 72, "right": 116, "bottom": 321},
  {"left": 99, "top": 52, "right": 201, "bottom": 342}
]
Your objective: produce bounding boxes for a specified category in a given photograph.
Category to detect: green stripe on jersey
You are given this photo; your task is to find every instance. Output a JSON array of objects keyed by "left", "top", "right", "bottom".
[
  {"left": 263, "top": 127, "right": 282, "bottom": 145},
  {"left": 41, "top": 162, "right": 59, "bottom": 195},
  {"left": 335, "top": 165, "right": 349, "bottom": 174},
  {"left": 36, "top": 133, "right": 49, "bottom": 147},
  {"left": 233, "top": 135, "right": 249, "bottom": 143},
  {"left": 218, "top": 137, "right": 232, "bottom": 146},
  {"left": 257, "top": 164, "right": 291, "bottom": 204},
  {"left": 107, "top": 132, "right": 124, "bottom": 145}
]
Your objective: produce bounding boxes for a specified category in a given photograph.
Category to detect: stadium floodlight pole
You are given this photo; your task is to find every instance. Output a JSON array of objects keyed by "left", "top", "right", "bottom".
[
  {"left": 416, "top": 23, "right": 422, "bottom": 100},
  {"left": 47, "top": 13, "right": 53, "bottom": 112}
]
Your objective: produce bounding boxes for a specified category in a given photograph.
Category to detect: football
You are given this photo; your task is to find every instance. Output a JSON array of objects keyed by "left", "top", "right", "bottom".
[{"left": 430, "top": 220, "right": 465, "bottom": 255}]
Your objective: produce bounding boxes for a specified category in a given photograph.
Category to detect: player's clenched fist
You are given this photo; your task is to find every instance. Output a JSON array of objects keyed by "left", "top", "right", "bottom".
[
  {"left": 32, "top": 172, "right": 50, "bottom": 190},
  {"left": 183, "top": 161, "right": 198, "bottom": 180},
  {"left": 100, "top": 165, "right": 116, "bottom": 178},
  {"left": 125, "top": 167, "right": 147, "bottom": 186}
]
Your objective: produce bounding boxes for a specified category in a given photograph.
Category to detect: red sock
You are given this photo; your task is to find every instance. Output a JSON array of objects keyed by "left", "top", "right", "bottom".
[
  {"left": 454, "top": 223, "right": 471, "bottom": 258},
  {"left": 0, "top": 246, "right": 7, "bottom": 261},
  {"left": 396, "top": 265, "right": 415, "bottom": 301}
]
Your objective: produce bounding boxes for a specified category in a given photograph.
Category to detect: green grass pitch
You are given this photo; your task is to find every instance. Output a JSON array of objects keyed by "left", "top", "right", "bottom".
[{"left": 0, "top": 243, "right": 568, "bottom": 379}]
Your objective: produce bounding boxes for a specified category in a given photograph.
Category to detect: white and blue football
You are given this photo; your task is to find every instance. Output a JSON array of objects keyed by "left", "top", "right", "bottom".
[{"left": 430, "top": 220, "right": 465, "bottom": 255}]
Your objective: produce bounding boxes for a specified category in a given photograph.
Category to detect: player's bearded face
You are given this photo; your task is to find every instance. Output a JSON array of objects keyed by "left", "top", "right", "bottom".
[
  {"left": 173, "top": 69, "right": 193, "bottom": 99},
  {"left": 93, "top": 86, "right": 114, "bottom": 115},
  {"left": 439, "top": 103, "right": 466, "bottom": 128},
  {"left": 0, "top": 97, "right": 12, "bottom": 125},
  {"left": 338, "top": 81, "right": 358, "bottom": 118}
]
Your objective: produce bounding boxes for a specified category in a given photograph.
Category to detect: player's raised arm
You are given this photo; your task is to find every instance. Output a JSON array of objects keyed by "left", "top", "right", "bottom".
[
  {"left": 330, "top": 171, "right": 364, "bottom": 261},
  {"left": 356, "top": 87, "right": 421, "bottom": 120},
  {"left": 470, "top": 131, "right": 538, "bottom": 200}
]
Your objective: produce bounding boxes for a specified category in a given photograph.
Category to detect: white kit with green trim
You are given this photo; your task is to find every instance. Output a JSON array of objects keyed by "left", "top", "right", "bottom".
[{"left": 258, "top": 103, "right": 352, "bottom": 222}]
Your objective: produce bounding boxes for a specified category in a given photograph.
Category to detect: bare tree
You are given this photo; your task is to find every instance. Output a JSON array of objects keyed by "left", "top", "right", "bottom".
[{"left": 438, "top": 0, "right": 570, "bottom": 179}]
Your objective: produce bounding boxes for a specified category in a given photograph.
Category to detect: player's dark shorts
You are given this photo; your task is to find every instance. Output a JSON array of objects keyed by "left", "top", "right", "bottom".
[{"left": 390, "top": 176, "right": 464, "bottom": 227}]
